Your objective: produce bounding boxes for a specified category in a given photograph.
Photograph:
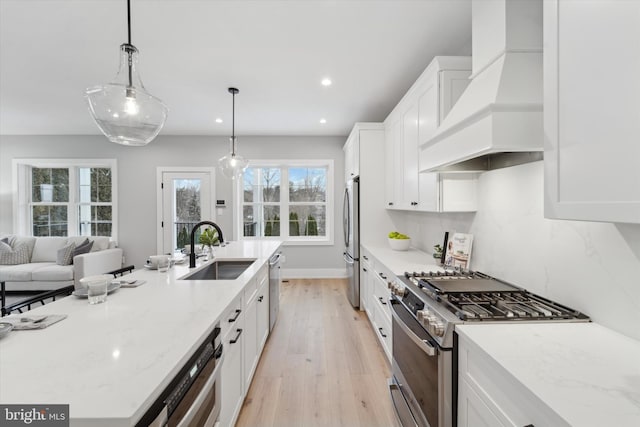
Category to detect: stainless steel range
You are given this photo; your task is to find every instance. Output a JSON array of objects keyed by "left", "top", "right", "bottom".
[{"left": 388, "top": 269, "right": 589, "bottom": 427}]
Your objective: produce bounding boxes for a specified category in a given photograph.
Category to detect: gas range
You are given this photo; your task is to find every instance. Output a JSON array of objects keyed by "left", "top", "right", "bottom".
[{"left": 394, "top": 270, "right": 590, "bottom": 348}]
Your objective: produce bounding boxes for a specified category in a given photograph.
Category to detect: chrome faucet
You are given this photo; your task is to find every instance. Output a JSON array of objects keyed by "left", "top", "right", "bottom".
[{"left": 189, "top": 221, "right": 225, "bottom": 268}]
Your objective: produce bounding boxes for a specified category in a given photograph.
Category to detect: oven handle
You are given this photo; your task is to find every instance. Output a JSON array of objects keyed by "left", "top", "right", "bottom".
[
  {"left": 390, "top": 299, "right": 437, "bottom": 357},
  {"left": 388, "top": 377, "right": 419, "bottom": 427},
  {"left": 176, "top": 350, "right": 225, "bottom": 427}
]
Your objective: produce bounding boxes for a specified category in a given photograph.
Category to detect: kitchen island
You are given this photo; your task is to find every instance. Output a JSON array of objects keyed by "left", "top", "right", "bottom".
[{"left": 0, "top": 240, "right": 281, "bottom": 426}]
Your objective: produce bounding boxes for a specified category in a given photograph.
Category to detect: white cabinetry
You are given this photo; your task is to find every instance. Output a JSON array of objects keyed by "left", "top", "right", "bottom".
[
  {"left": 359, "top": 247, "right": 396, "bottom": 364},
  {"left": 344, "top": 123, "right": 394, "bottom": 246},
  {"left": 544, "top": 0, "right": 640, "bottom": 223},
  {"left": 343, "top": 131, "right": 359, "bottom": 181},
  {"left": 220, "top": 262, "right": 271, "bottom": 427},
  {"left": 256, "top": 270, "right": 270, "bottom": 352},
  {"left": 219, "top": 295, "right": 245, "bottom": 427},
  {"left": 457, "top": 330, "right": 569, "bottom": 427},
  {"left": 384, "top": 56, "right": 478, "bottom": 212},
  {"left": 360, "top": 249, "right": 374, "bottom": 319}
]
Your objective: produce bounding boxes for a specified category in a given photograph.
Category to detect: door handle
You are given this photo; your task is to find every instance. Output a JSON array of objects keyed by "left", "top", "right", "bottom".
[
  {"left": 228, "top": 309, "right": 241, "bottom": 322},
  {"left": 230, "top": 328, "right": 243, "bottom": 344}
]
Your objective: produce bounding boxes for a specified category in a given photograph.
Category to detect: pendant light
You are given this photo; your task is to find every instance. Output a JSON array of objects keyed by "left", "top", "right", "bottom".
[
  {"left": 85, "top": 0, "right": 168, "bottom": 146},
  {"left": 218, "top": 87, "right": 249, "bottom": 179}
]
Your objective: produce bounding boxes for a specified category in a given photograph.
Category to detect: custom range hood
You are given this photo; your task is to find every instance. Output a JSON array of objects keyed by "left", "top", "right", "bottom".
[{"left": 420, "top": 0, "right": 543, "bottom": 172}]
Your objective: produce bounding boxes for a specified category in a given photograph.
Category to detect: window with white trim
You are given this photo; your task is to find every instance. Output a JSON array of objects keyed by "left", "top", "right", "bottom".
[
  {"left": 237, "top": 160, "right": 333, "bottom": 244},
  {"left": 13, "top": 159, "right": 117, "bottom": 239}
]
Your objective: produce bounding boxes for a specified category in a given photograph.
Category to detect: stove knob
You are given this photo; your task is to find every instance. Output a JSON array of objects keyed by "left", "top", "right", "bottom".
[
  {"left": 387, "top": 281, "right": 393, "bottom": 289},
  {"left": 429, "top": 321, "right": 445, "bottom": 337},
  {"left": 416, "top": 310, "right": 427, "bottom": 321}
]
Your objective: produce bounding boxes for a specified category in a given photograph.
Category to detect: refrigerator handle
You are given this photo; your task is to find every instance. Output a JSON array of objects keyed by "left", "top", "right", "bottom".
[{"left": 343, "top": 187, "right": 350, "bottom": 247}]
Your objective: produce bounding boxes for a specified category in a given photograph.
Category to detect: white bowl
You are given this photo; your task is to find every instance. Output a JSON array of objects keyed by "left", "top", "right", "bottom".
[
  {"left": 78, "top": 274, "right": 112, "bottom": 290},
  {"left": 388, "top": 238, "right": 411, "bottom": 251}
]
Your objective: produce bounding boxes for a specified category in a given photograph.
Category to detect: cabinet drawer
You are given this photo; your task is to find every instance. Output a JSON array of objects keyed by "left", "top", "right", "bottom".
[
  {"left": 373, "top": 274, "right": 392, "bottom": 324},
  {"left": 372, "top": 296, "right": 392, "bottom": 363},
  {"left": 221, "top": 294, "right": 243, "bottom": 340}
]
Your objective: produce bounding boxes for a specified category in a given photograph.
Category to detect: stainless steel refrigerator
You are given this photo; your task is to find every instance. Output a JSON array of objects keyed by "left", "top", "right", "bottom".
[{"left": 343, "top": 176, "right": 359, "bottom": 308}]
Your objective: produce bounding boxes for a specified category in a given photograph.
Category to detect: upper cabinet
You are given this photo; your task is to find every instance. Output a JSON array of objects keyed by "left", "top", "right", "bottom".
[
  {"left": 343, "top": 123, "right": 395, "bottom": 245},
  {"left": 343, "top": 131, "right": 359, "bottom": 181},
  {"left": 544, "top": 0, "right": 640, "bottom": 224},
  {"left": 384, "top": 56, "right": 478, "bottom": 212}
]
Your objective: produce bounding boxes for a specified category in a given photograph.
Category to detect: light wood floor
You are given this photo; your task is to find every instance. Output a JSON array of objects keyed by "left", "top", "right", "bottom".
[{"left": 235, "top": 278, "right": 399, "bottom": 427}]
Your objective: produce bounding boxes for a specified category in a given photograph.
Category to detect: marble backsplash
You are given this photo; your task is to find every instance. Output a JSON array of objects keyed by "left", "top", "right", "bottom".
[{"left": 390, "top": 161, "right": 640, "bottom": 341}]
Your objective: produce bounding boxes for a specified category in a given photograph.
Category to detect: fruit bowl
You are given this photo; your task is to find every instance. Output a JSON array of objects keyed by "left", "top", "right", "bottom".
[{"left": 388, "top": 237, "right": 411, "bottom": 251}]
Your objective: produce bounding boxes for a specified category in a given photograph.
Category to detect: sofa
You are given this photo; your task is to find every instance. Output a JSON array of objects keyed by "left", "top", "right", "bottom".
[{"left": 0, "top": 235, "right": 123, "bottom": 297}]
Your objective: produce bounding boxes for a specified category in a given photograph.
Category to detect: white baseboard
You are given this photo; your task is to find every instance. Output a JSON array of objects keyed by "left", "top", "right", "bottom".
[{"left": 281, "top": 268, "right": 347, "bottom": 279}]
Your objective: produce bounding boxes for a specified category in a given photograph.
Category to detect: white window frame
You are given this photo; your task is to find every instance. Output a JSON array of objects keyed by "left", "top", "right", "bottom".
[
  {"left": 235, "top": 159, "right": 334, "bottom": 246},
  {"left": 12, "top": 158, "right": 118, "bottom": 242}
]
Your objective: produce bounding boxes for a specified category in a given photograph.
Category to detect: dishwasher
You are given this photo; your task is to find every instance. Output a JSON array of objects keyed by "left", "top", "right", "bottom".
[{"left": 268, "top": 251, "right": 283, "bottom": 331}]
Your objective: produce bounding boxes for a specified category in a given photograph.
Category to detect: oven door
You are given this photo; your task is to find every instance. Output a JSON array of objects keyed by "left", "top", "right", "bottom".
[
  {"left": 168, "top": 348, "right": 224, "bottom": 427},
  {"left": 389, "top": 296, "right": 452, "bottom": 427}
]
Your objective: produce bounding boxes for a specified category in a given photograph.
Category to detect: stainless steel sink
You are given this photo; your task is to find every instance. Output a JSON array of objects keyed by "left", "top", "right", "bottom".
[{"left": 181, "top": 260, "right": 255, "bottom": 280}]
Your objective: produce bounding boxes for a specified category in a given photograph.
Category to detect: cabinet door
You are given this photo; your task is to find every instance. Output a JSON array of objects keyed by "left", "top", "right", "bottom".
[
  {"left": 417, "top": 77, "right": 440, "bottom": 211},
  {"left": 401, "top": 103, "right": 420, "bottom": 209},
  {"left": 344, "top": 137, "right": 354, "bottom": 182},
  {"left": 544, "top": 0, "right": 640, "bottom": 223},
  {"left": 243, "top": 295, "right": 258, "bottom": 390},
  {"left": 384, "top": 124, "right": 396, "bottom": 209},
  {"left": 220, "top": 319, "right": 244, "bottom": 427},
  {"left": 360, "top": 257, "right": 373, "bottom": 319},
  {"left": 458, "top": 379, "right": 512, "bottom": 427},
  {"left": 439, "top": 70, "right": 472, "bottom": 120},
  {"left": 256, "top": 277, "right": 270, "bottom": 352}
]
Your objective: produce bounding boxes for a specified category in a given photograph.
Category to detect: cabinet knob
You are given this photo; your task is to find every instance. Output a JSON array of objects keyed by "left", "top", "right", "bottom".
[
  {"left": 411, "top": 201, "right": 418, "bottom": 206},
  {"left": 388, "top": 202, "right": 394, "bottom": 206}
]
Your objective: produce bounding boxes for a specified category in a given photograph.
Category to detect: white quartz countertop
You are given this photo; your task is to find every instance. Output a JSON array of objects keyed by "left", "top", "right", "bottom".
[
  {"left": 456, "top": 323, "right": 640, "bottom": 427},
  {"left": 0, "top": 240, "right": 281, "bottom": 426},
  {"left": 362, "top": 244, "right": 444, "bottom": 275}
]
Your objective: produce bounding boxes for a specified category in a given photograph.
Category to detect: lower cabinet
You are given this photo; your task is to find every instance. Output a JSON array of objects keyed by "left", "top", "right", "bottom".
[
  {"left": 457, "top": 331, "right": 569, "bottom": 427},
  {"left": 360, "top": 247, "right": 395, "bottom": 364},
  {"left": 219, "top": 262, "right": 271, "bottom": 427},
  {"left": 256, "top": 273, "right": 270, "bottom": 353},
  {"left": 219, "top": 294, "right": 245, "bottom": 427}
]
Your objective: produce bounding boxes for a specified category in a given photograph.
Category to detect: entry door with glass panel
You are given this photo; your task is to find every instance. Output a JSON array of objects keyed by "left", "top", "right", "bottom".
[{"left": 160, "top": 172, "right": 213, "bottom": 254}]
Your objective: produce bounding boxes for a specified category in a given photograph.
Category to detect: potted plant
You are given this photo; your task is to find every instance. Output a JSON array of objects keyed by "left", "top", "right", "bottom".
[
  {"left": 199, "top": 228, "right": 219, "bottom": 259},
  {"left": 433, "top": 244, "right": 444, "bottom": 259}
]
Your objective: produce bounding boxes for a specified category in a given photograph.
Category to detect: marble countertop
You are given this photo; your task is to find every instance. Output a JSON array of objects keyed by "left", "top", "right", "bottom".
[
  {"left": 0, "top": 240, "right": 281, "bottom": 426},
  {"left": 456, "top": 323, "right": 640, "bottom": 427},
  {"left": 362, "top": 244, "right": 444, "bottom": 275}
]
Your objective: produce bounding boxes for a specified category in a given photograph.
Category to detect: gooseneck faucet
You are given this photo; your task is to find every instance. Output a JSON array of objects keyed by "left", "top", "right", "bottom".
[{"left": 189, "top": 221, "right": 225, "bottom": 268}]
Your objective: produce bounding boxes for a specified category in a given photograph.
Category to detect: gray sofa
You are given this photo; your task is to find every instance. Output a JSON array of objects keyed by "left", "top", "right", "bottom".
[{"left": 0, "top": 235, "right": 123, "bottom": 294}]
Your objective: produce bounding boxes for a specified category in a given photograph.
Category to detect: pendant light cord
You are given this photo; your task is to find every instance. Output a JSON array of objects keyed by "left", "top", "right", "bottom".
[
  {"left": 229, "top": 87, "right": 239, "bottom": 156},
  {"left": 126, "top": 0, "right": 133, "bottom": 89}
]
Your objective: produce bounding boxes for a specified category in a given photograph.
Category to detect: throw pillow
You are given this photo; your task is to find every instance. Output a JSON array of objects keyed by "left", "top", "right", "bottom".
[
  {"left": 56, "top": 242, "right": 76, "bottom": 266},
  {"left": 72, "top": 239, "right": 94, "bottom": 263},
  {"left": 0, "top": 241, "right": 31, "bottom": 265}
]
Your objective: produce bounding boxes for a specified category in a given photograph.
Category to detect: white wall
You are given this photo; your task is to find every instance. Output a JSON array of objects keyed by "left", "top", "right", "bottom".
[
  {"left": 390, "top": 162, "right": 640, "bottom": 341},
  {"left": 0, "top": 134, "right": 347, "bottom": 274}
]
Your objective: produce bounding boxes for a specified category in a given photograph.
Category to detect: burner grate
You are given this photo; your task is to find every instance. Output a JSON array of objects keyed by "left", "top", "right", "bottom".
[{"left": 445, "top": 291, "right": 589, "bottom": 321}]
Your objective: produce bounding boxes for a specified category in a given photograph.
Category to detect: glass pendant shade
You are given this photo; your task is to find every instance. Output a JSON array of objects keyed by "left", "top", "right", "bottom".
[
  {"left": 219, "top": 137, "right": 249, "bottom": 179},
  {"left": 85, "top": 44, "right": 168, "bottom": 146}
]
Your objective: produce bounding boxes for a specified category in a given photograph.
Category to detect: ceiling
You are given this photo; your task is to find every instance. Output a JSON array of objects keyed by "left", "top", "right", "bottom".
[{"left": 0, "top": 0, "right": 471, "bottom": 137}]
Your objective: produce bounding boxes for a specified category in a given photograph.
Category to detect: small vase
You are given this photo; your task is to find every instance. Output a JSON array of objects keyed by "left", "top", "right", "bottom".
[{"left": 205, "top": 246, "right": 213, "bottom": 261}]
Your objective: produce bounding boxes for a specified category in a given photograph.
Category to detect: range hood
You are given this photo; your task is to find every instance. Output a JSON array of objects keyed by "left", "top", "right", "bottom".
[{"left": 420, "top": 0, "right": 543, "bottom": 173}]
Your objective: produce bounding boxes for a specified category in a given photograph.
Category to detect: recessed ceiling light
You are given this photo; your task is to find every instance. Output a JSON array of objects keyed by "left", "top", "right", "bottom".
[
  {"left": 215, "top": 118, "right": 223, "bottom": 123},
  {"left": 320, "top": 118, "right": 327, "bottom": 124},
  {"left": 321, "top": 78, "right": 332, "bottom": 87}
]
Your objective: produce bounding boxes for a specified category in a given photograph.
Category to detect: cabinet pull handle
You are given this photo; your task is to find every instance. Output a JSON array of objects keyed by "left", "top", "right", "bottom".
[
  {"left": 388, "top": 202, "right": 393, "bottom": 206},
  {"left": 258, "top": 295, "right": 264, "bottom": 302},
  {"left": 378, "top": 327, "right": 387, "bottom": 338},
  {"left": 363, "top": 267, "right": 368, "bottom": 272},
  {"left": 378, "top": 296, "right": 387, "bottom": 305},
  {"left": 411, "top": 201, "right": 418, "bottom": 206},
  {"left": 379, "top": 273, "right": 387, "bottom": 280},
  {"left": 363, "top": 255, "right": 368, "bottom": 260},
  {"left": 228, "top": 309, "right": 241, "bottom": 322},
  {"left": 230, "top": 328, "right": 243, "bottom": 344}
]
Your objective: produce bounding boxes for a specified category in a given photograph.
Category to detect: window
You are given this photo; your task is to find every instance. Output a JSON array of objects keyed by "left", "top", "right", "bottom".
[
  {"left": 13, "top": 159, "right": 117, "bottom": 240},
  {"left": 237, "top": 160, "right": 333, "bottom": 244}
]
